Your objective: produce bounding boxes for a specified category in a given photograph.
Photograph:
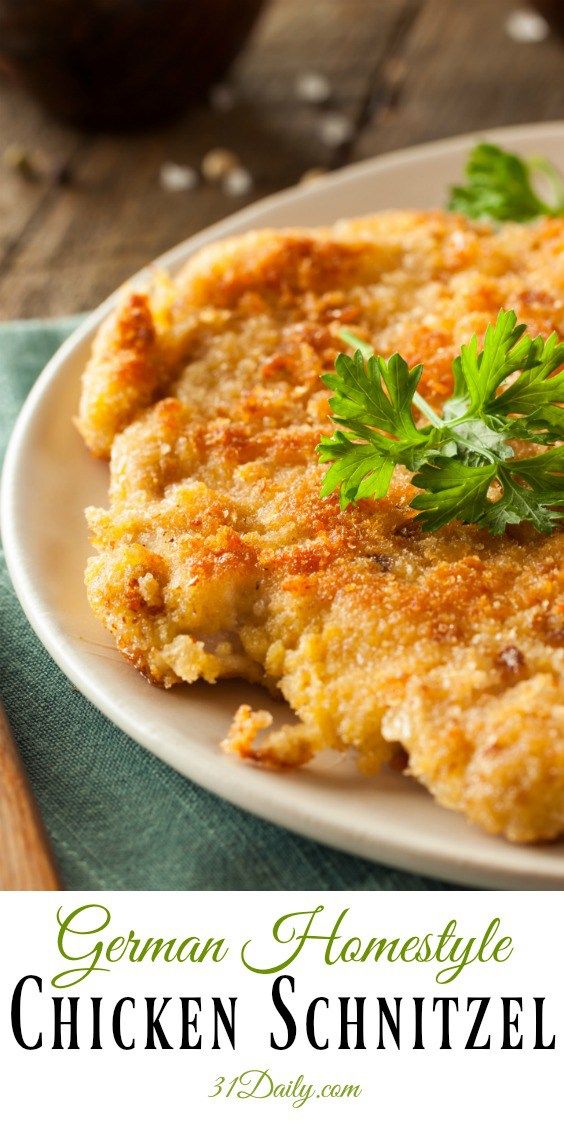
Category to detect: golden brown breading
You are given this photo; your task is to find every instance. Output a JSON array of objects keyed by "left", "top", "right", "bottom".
[{"left": 79, "top": 211, "right": 564, "bottom": 842}]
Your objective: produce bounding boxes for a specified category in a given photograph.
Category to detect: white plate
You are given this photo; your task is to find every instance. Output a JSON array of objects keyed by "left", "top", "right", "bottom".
[{"left": 3, "top": 121, "right": 564, "bottom": 890}]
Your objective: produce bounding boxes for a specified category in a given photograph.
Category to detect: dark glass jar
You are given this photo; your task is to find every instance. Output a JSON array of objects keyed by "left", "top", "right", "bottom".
[
  {"left": 531, "top": 1, "right": 564, "bottom": 37},
  {"left": 0, "top": 0, "right": 265, "bottom": 130}
]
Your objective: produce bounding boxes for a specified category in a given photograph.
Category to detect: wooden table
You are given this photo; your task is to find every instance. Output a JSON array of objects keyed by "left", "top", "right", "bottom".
[{"left": 1, "top": 0, "right": 563, "bottom": 319}]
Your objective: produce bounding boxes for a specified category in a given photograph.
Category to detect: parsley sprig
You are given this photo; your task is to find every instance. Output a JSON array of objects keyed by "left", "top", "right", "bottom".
[
  {"left": 448, "top": 142, "right": 564, "bottom": 223},
  {"left": 317, "top": 311, "right": 564, "bottom": 534}
]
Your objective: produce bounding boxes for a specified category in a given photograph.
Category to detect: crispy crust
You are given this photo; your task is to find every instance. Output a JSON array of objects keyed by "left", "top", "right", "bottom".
[
  {"left": 80, "top": 211, "right": 564, "bottom": 842},
  {"left": 76, "top": 292, "right": 167, "bottom": 458}
]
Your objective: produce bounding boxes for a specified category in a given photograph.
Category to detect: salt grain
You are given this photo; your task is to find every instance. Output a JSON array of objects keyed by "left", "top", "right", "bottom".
[
  {"left": 295, "top": 71, "right": 332, "bottom": 104},
  {"left": 318, "top": 112, "right": 354, "bottom": 147},
  {"left": 222, "top": 166, "right": 254, "bottom": 197},
  {"left": 505, "top": 8, "right": 549, "bottom": 41},
  {"left": 159, "top": 161, "right": 198, "bottom": 192}
]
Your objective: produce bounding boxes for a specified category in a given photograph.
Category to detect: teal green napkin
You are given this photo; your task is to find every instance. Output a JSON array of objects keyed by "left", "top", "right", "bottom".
[{"left": 0, "top": 318, "right": 451, "bottom": 891}]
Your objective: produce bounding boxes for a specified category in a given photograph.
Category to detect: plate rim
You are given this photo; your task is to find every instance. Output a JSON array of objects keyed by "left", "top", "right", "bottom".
[{"left": 3, "top": 119, "right": 564, "bottom": 890}]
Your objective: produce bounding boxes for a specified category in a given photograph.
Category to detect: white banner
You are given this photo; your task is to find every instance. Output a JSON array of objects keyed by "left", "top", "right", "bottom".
[{"left": 0, "top": 892, "right": 561, "bottom": 1126}]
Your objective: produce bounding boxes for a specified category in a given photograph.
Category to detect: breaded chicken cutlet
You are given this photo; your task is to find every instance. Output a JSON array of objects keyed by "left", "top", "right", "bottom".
[{"left": 77, "top": 211, "right": 564, "bottom": 843}]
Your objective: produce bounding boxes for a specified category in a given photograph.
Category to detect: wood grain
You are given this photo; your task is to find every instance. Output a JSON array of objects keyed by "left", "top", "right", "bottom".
[
  {"left": 0, "top": 0, "right": 414, "bottom": 316},
  {"left": 353, "top": 0, "right": 564, "bottom": 159},
  {"left": 1, "top": 0, "right": 562, "bottom": 318},
  {"left": 0, "top": 701, "right": 60, "bottom": 890}
]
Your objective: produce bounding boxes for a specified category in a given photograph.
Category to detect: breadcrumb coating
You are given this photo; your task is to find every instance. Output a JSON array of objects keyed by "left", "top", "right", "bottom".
[{"left": 78, "top": 211, "right": 564, "bottom": 842}]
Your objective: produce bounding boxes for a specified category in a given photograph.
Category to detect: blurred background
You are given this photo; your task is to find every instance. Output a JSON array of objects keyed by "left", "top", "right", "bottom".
[{"left": 0, "top": 0, "right": 563, "bottom": 319}]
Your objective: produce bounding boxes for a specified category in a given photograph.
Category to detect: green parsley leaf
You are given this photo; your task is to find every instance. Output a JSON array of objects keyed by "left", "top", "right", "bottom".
[
  {"left": 411, "top": 460, "right": 498, "bottom": 532},
  {"left": 319, "top": 437, "right": 395, "bottom": 509},
  {"left": 493, "top": 331, "right": 564, "bottom": 439},
  {"left": 317, "top": 310, "right": 564, "bottom": 534},
  {"left": 322, "top": 350, "right": 424, "bottom": 439},
  {"left": 317, "top": 349, "right": 441, "bottom": 507},
  {"left": 448, "top": 142, "right": 564, "bottom": 223}
]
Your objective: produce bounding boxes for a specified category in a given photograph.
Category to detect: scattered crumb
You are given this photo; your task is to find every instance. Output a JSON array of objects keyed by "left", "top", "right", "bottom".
[
  {"left": 201, "top": 148, "right": 240, "bottom": 183},
  {"left": 222, "top": 704, "right": 317, "bottom": 768},
  {"left": 318, "top": 112, "right": 354, "bottom": 147},
  {"left": 505, "top": 8, "right": 549, "bottom": 41},
  {"left": 222, "top": 166, "right": 254, "bottom": 197},
  {"left": 300, "top": 167, "right": 328, "bottom": 185},
  {"left": 295, "top": 70, "right": 332, "bottom": 104},
  {"left": 222, "top": 703, "right": 273, "bottom": 757},
  {"left": 159, "top": 162, "right": 198, "bottom": 192}
]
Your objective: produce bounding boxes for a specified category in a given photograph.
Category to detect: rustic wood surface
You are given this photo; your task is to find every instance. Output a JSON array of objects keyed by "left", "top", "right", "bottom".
[
  {"left": 0, "top": 0, "right": 563, "bottom": 318},
  {"left": 0, "top": 700, "right": 60, "bottom": 890}
]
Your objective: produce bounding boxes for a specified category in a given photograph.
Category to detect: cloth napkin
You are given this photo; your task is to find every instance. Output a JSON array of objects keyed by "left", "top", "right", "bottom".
[{"left": 0, "top": 318, "right": 451, "bottom": 891}]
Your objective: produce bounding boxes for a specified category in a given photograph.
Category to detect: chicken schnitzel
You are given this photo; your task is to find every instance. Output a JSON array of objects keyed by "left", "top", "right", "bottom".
[{"left": 77, "top": 211, "right": 564, "bottom": 843}]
